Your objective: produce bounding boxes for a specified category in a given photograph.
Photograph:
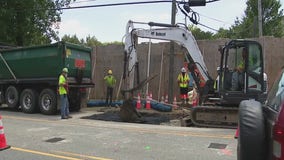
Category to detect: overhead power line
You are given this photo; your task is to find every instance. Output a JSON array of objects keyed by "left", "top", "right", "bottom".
[
  {"left": 57, "top": 0, "right": 222, "bottom": 32},
  {"left": 206, "top": 0, "right": 220, "bottom": 3},
  {"left": 58, "top": 1, "right": 175, "bottom": 10},
  {"left": 57, "top": 0, "right": 219, "bottom": 10}
]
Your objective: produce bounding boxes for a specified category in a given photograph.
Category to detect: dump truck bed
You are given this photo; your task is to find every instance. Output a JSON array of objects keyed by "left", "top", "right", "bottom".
[{"left": 0, "top": 41, "right": 93, "bottom": 86}]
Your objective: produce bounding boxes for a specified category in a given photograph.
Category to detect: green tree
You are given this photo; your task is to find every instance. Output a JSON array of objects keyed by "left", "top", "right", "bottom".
[
  {"left": 85, "top": 35, "right": 102, "bottom": 47},
  {"left": 61, "top": 34, "right": 103, "bottom": 47},
  {"left": 231, "top": 0, "right": 284, "bottom": 38},
  {"left": 102, "top": 41, "right": 123, "bottom": 46},
  {"left": 0, "top": 0, "right": 73, "bottom": 46},
  {"left": 61, "top": 34, "right": 81, "bottom": 44},
  {"left": 188, "top": 25, "right": 214, "bottom": 40}
]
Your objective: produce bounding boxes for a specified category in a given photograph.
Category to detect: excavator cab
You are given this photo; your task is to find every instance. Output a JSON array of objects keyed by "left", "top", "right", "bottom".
[{"left": 216, "top": 40, "right": 266, "bottom": 105}]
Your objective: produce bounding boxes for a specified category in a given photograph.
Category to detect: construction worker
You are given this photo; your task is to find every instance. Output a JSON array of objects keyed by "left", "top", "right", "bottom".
[
  {"left": 104, "top": 69, "right": 116, "bottom": 107},
  {"left": 177, "top": 67, "right": 190, "bottom": 104},
  {"left": 231, "top": 47, "right": 247, "bottom": 91},
  {"left": 58, "top": 68, "right": 72, "bottom": 119}
]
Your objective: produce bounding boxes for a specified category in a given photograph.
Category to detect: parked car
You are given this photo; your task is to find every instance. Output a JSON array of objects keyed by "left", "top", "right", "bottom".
[{"left": 238, "top": 67, "right": 284, "bottom": 160}]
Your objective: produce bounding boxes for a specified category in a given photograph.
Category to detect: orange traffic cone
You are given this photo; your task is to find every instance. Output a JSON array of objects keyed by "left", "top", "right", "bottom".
[
  {"left": 136, "top": 93, "right": 141, "bottom": 109},
  {"left": 0, "top": 115, "right": 10, "bottom": 151},
  {"left": 145, "top": 94, "right": 151, "bottom": 110},
  {"left": 234, "top": 126, "right": 239, "bottom": 139},
  {"left": 173, "top": 96, "right": 178, "bottom": 109}
]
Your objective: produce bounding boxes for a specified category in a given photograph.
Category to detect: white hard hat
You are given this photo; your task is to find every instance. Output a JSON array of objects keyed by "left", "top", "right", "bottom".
[
  {"left": 181, "top": 67, "right": 186, "bottom": 72},
  {"left": 62, "top": 68, "right": 68, "bottom": 73}
]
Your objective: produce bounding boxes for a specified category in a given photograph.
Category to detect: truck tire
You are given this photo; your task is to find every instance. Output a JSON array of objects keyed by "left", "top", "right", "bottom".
[
  {"left": 20, "top": 89, "right": 39, "bottom": 113},
  {"left": 5, "top": 86, "right": 20, "bottom": 110},
  {"left": 237, "top": 100, "right": 266, "bottom": 160},
  {"left": 39, "top": 89, "right": 57, "bottom": 115}
]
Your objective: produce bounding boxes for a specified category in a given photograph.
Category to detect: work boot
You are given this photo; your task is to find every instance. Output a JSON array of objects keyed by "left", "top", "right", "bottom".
[{"left": 67, "top": 115, "right": 72, "bottom": 118}]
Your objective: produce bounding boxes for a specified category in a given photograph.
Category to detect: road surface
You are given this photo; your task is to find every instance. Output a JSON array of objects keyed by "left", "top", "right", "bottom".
[{"left": 0, "top": 107, "right": 237, "bottom": 160}]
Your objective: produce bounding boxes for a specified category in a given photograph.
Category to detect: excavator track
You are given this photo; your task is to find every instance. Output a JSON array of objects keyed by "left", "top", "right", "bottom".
[{"left": 191, "top": 106, "right": 238, "bottom": 128}]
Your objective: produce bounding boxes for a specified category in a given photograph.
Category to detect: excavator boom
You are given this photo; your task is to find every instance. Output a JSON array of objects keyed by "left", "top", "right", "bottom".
[{"left": 124, "top": 20, "right": 212, "bottom": 94}]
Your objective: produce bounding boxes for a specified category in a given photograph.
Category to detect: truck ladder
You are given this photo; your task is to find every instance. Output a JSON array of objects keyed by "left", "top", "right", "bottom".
[{"left": 0, "top": 52, "right": 17, "bottom": 82}]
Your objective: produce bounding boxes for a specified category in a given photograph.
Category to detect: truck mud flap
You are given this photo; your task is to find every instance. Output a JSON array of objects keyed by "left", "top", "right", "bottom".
[{"left": 191, "top": 106, "right": 238, "bottom": 128}]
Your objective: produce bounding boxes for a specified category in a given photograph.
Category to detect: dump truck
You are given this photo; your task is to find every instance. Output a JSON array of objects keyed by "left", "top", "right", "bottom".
[{"left": 0, "top": 41, "right": 94, "bottom": 114}]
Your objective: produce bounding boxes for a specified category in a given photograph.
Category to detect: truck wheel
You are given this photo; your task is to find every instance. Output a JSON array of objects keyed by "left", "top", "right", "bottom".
[
  {"left": 20, "top": 89, "right": 39, "bottom": 113},
  {"left": 238, "top": 100, "right": 266, "bottom": 160},
  {"left": 39, "top": 89, "right": 57, "bottom": 115},
  {"left": 5, "top": 86, "right": 19, "bottom": 110}
]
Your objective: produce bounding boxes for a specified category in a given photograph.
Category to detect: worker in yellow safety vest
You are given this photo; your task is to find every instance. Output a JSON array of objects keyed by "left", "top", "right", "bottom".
[
  {"left": 177, "top": 67, "right": 190, "bottom": 104},
  {"left": 58, "top": 67, "right": 72, "bottom": 119},
  {"left": 104, "top": 69, "right": 116, "bottom": 107}
]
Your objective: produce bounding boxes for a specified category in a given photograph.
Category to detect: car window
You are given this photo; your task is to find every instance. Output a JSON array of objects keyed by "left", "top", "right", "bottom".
[{"left": 266, "top": 68, "right": 284, "bottom": 111}]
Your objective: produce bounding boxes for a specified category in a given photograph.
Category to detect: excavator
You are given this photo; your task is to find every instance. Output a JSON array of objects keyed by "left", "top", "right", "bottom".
[{"left": 120, "top": 20, "right": 267, "bottom": 128}]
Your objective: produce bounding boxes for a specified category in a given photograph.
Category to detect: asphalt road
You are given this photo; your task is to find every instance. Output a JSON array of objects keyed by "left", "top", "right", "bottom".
[{"left": 0, "top": 107, "right": 237, "bottom": 160}]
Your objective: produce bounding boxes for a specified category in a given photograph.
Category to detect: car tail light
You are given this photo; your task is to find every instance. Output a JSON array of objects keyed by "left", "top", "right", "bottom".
[
  {"left": 273, "top": 102, "right": 284, "bottom": 160},
  {"left": 273, "top": 123, "right": 284, "bottom": 159}
]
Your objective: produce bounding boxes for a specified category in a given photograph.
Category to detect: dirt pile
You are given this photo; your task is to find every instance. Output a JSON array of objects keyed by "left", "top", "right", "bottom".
[{"left": 81, "top": 106, "right": 192, "bottom": 127}]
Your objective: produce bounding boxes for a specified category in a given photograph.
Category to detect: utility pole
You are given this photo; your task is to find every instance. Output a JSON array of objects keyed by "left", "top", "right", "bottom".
[
  {"left": 168, "top": 0, "right": 176, "bottom": 103},
  {"left": 258, "top": 0, "right": 263, "bottom": 37}
]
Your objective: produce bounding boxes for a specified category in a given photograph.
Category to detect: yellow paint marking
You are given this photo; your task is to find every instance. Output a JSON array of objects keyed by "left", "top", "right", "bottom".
[
  {"left": 11, "top": 147, "right": 82, "bottom": 160},
  {"left": 54, "top": 151, "right": 113, "bottom": 160},
  {"left": 3, "top": 115, "right": 234, "bottom": 139}
]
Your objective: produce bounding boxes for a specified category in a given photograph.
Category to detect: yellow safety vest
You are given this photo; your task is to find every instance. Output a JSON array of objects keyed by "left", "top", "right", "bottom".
[
  {"left": 104, "top": 75, "right": 116, "bottom": 87},
  {"left": 58, "top": 74, "right": 67, "bottom": 95},
  {"left": 177, "top": 73, "right": 189, "bottom": 88}
]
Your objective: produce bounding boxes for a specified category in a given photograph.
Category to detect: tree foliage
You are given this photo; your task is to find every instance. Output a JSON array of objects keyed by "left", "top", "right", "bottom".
[
  {"left": 230, "top": 0, "right": 284, "bottom": 38},
  {"left": 213, "top": 28, "right": 233, "bottom": 39},
  {"left": 61, "top": 34, "right": 122, "bottom": 47},
  {"left": 189, "top": 0, "right": 284, "bottom": 40},
  {"left": 61, "top": 35, "right": 82, "bottom": 44},
  {"left": 189, "top": 25, "right": 214, "bottom": 40},
  {"left": 0, "top": 0, "right": 73, "bottom": 46},
  {"left": 62, "top": 34, "right": 102, "bottom": 47}
]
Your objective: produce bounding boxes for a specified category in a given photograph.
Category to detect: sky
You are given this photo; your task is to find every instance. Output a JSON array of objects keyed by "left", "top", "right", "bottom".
[{"left": 57, "top": 0, "right": 284, "bottom": 43}]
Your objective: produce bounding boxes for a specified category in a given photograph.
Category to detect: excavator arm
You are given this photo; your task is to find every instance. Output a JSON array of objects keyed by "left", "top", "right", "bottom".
[{"left": 123, "top": 20, "right": 214, "bottom": 99}]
